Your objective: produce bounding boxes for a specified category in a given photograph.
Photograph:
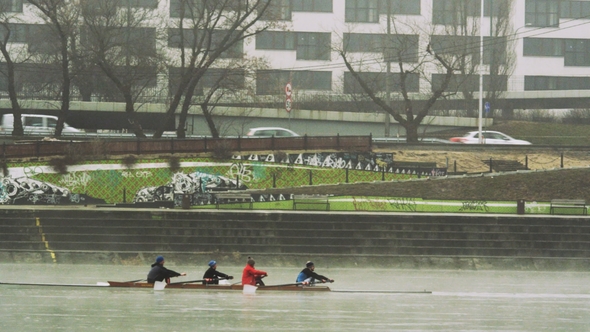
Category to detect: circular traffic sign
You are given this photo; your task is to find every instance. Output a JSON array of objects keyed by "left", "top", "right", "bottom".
[
  {"left": 285, "top": 97, "right": 292, "bottom": 112},
  {"left": 285, "top": 83, "right": 292, "bottom": 97}
]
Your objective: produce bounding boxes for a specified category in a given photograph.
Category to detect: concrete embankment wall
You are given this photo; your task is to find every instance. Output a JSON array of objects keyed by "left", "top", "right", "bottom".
[{"left": 1, "top": 207, "right": 589, "bottom": 270}]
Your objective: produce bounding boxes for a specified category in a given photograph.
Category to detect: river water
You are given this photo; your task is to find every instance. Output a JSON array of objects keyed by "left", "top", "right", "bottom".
[{"left": 1, "top": 264, "right": 589, "bottom": 331}]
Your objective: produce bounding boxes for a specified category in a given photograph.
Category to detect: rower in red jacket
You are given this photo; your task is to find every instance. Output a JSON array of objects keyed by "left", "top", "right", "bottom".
[{"left": 241, "top": 257, "right": 267, "bottom": 286}]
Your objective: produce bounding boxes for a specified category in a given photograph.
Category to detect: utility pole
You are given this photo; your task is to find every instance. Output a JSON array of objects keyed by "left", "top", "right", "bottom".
[{"left": 385, "top": 0, "right": 392, "bottom": 137}]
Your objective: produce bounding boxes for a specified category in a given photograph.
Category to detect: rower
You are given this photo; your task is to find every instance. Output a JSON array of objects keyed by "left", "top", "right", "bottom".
[
  {"left": 202, "top": 260, "right": 234, "bottom": 285},
  {"left": 147, "top": 255, "right": 186, "bottom": 283},
  {"left": 242, "top": 257, "right": 267, "bottom": 286},
  {"left": 296, "top": 261, "right": 333, "bottom": 285}
]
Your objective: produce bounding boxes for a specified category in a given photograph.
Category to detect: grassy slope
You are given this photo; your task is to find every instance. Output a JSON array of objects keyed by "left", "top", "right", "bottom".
[{"left": 253, "top": 121, "right": 590, "bottom": 202}]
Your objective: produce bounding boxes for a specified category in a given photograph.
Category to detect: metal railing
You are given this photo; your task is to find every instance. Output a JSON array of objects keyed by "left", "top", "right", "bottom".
[{"left": 0, "top": 134, "right": 373, "bottom": 159}]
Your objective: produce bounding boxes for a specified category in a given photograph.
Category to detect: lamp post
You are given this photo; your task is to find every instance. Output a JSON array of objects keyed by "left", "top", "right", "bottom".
[{"left": 478, "top": 0, "right": 484, "bottom": 143}]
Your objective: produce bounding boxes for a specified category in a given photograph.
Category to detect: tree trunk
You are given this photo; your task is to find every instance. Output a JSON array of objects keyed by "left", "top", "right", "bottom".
[
  {"left": 123, "top": 90, "right": 145, "bottom": 138},
  {"left": 55, "top": 35, "right": 70, "bottom": 138},
  {"left": 0, "top": 47, "right": 23, "bottom": 136},
  {"left": 201, "top": 104, "right": 219, "bottom": 138}
]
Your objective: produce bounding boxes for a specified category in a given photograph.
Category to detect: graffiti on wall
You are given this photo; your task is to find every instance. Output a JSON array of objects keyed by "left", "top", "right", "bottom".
[
  {"left": 133, "top": 171, "right": 247, "bottom": 206},
  {"left": 0, "top": 176, "right": 104, "bottom": 205},
  {"left": 233, "top": 152, "right": 446, "bottom": 176}
]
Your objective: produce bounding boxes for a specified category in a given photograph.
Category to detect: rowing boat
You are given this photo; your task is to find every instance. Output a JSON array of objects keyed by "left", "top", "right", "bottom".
[{"left": 107, "top": 281, "right": 332, "bottom": 292}]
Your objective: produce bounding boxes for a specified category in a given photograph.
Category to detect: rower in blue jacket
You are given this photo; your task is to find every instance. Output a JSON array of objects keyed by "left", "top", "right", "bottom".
[{"left": 296, "top": 261, "right": 334, "bottom": 285}]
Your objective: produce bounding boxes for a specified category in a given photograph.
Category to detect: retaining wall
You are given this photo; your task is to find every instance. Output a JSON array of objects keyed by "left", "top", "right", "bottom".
[{"left": 1, "top": 207, "right": 589, "bottom": 270}]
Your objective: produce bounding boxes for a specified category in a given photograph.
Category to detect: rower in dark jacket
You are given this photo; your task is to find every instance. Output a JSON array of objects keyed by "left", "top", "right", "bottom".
[
  {"left": 202, "top": 260, "right": 234, "bottom": 285},
  {"left": 296, "top": 261, "right": 334, "bottom": 285},
  {"left": 147, "top": 255, "right": 186, "bottom": 283}
]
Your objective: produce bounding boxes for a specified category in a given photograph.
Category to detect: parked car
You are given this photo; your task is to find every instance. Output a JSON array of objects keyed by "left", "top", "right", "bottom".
[
  {"left": 450, "top": 131, "right": 531, "bottom": 145},
  {"left": 0, "top": 113, "right": 81, "bottom": 135},
  {"left": 246, "top": 127, "right": 300, "bottom": 137}
]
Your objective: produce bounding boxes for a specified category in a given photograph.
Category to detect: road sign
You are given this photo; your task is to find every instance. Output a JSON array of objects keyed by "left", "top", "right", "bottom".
[
  {"left": 285, "top": 83, "right": 292, "bottom": 97},
  {"left": 484, "top": 102, "right": 490, "bottom": 113},
  {"left": 285, "top": 97, "right": 292, "bottom": 112}
]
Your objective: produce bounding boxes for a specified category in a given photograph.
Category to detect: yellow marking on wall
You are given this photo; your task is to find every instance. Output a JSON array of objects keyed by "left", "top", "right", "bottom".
[{"left": 36, "top": 217, "right": 56, "bottom": 263}]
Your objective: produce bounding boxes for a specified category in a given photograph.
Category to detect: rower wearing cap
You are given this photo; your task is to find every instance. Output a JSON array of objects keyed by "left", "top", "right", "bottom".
[
  {"left": 202, "top": 260, "right": 234, "bottom": 285},
  {"left": 147, "top": 255, "right": 186, "bottom": 283},
  {"left": 296, "top": 261, "right": 333, "bottom": 285}
]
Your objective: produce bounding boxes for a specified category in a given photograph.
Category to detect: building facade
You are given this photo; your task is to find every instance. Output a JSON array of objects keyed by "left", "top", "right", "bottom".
[{"left": 0, "top": 0, "right": 589, "bottom": 135}]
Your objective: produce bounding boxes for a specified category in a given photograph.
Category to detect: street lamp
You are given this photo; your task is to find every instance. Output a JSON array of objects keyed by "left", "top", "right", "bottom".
[{"left": 478, "top": 0, "right": 484, "bottom": 143}]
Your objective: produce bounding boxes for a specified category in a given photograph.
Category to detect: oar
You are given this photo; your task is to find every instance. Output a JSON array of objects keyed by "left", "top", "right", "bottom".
[
  {"left": 153, "top": 281, "right": 167, "bottom": 291},
  {"left": 168, "top": 277, "right": 228, "bottom": 285},
  {"left": 263, "top": 282, "right": 304, "bottom": 287}
]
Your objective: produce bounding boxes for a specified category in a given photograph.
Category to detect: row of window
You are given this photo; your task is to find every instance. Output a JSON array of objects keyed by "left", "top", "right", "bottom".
[
  {"left": 2, "top": 61, "right": 588, "bottom": 98},
  {"left": 525, "top": 76, "right": 590, "bottom": 90},
  {"left": 525, "top": 0, "right": 590, "bottom": 27},
  {"left": 523, "top": 38, "right": 590, "bottom": 66},
  {"left": 1, "top": 22, "right": 514, "bottom": 64}
]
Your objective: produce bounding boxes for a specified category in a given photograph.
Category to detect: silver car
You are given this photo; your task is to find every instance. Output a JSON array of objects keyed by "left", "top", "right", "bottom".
[{"left": 246, "top": 127, "right": 300, "bottom": 137}]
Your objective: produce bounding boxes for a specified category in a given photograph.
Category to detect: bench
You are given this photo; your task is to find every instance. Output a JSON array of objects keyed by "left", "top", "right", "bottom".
[
  {"left": 293, "top": 194, "right": 330, "bottom": 211},
  {"left": 550, "top": 199, "right": 587, "bottom": 215},
  {"left": 215, "top": 192, "right": 253, "bottom": 210}
]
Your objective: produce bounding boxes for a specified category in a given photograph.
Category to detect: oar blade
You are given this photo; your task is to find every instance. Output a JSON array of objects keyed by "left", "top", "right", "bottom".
[
  {"left": 242, "top": 284, "right": 257, "bottom": 294},
  {"left": 153, "top": 281, "right": 167, "bottom": 291}
]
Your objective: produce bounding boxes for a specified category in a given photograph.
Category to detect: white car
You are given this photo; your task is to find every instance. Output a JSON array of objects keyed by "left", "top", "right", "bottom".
[
  {"left": 0, "top": 114, "right": 81, "bottom": 135},
  {"left": 450, "top": 131, "right": 531, "bottom": 145},
  {"left": 246, "top": 127, "right": 300, "bottom": 137}
]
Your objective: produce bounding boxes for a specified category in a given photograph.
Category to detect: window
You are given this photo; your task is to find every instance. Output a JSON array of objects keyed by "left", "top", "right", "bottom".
[
  {"left": 0, "top": 23, "right": 27, "bottom": 43},
  {"left": 261, "top": 0, "right": 292, "bottom": 20},
  {"left": 344, "top": 33, "right": 418, "bottom": 62},
  {"left": 565, "top": 39, "right": 590, "bottom": 66},
  {"left": 344, "top": 33, "right": 382, "bottom": 51},
  {"left": 168, "top": 29, "right": 243, "bottom": 58},
  {"left": 27, "top": 25, "right": 59, "bottom": 55},
  {"left": 345, "top": 0, "right": 379, "bottom": 23},
  {"left": 0, "top": 0, "right": 23, "bottom": 12},
  {"left": 293, "top": 0, "right": 332, "bottom": 12},
  {"left": 523, "top": 38, "right": 564, "bottom": 56},
  {"left": 483, "top": 36, "right": 507, "bottom": 65},
  {"left": 256, "top": 31, "right": 296, "bottom": 50},
  {"left": 170, "top": 0, "right": 199, "bottom": 18},
  {"left": 296, "top": 32, "right": 330, "bottom": 60},
  {"left": 433, "top": 0, "right": 480, "bottom": 25},
  {"left": 431, "top": 74, "right": 508, "bottom": 92},
  {"left": 430, "top": 35, "right": 480, "bottom": 60},
  {"left": 525, "top": 76, "right": 590, "bottom": 90},
  {"left": 560, "top": 1, "right": 590, "bottom": 19},
  {"left": 25, "top": 117, "right": 43, "bottom": 127},
  {"left": 120, "top": 0, "right": 158, "bottom": 8},
  {"left": 344, "top": 72, "right": 419, "bottom": 93},
  {"left": 256, "top": 31, "right": 330, "bottom": 61},
  {"left": 525, "top": 0, "right": 560, "bottom": 27},
  {"left": 47, "top": 118, "right": 57, "bottom": 128},
  {"left": 379, "top": 0, "right": 420, "bottom": 15},
  {"left": 256, "top": 70, "right": 331, "bottom": 95}
]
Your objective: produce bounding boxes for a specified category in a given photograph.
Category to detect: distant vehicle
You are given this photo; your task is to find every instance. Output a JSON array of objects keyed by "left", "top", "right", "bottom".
[
  {"left": 246, "top": 127, "right": 300, "bottom": 137},
  {"left": 0, "top": 114, "right": 82, "bottom": 135},
  {"left": 450, "top": 131, "right": 531, "bottom": 145}
]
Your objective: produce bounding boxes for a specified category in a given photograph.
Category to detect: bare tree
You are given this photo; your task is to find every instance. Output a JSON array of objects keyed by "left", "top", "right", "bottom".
[
  {"left": 79, "top": 0, "right": 166, "bottom": 138},
  {"left": 338, "top": 20, "right": 458, "bottom": 142},
  {"left": 0, "top": 1, "right": 25, "bottom": 136},
  {"left": 431, "top": 0, "right": 515, "bottom": 118},
  {"left": 154, "top": 0, "right": 274, "bottom": 138},
  {"left": 28, "top": 0, "right": 81, "bottom": 137}
]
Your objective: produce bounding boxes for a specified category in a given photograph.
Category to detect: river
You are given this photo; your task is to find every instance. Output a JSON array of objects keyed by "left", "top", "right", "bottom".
[{"left": 1, "top": 264, "right": 589, "bottom": 331}]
